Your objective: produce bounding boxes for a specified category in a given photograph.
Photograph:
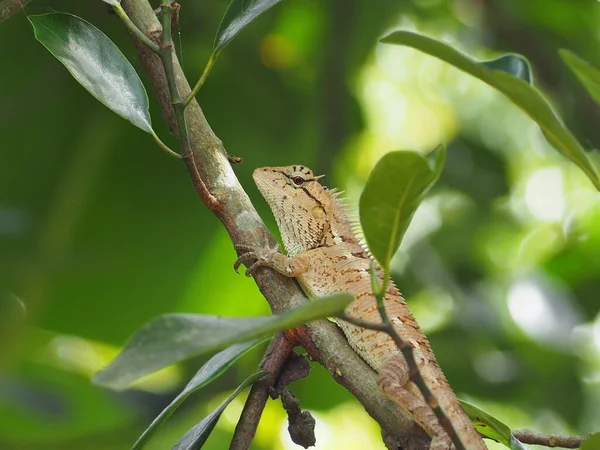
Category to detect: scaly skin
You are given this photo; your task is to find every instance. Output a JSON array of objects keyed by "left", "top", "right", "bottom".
[{"left": 236, "top": 165, "right": 486, "bottom": 450}]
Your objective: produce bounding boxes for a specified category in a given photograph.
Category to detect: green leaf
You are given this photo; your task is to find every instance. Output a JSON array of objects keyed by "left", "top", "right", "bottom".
[
  {"left": 560, "top": 49, "right": 600, "bottom": 106},
  {"left": 359, "top": 146, "right": 445, "bottom": 272},
  {"left": 101, "top": 0, "right": 120, "bottom": 5},
  {"left": 28, "top": 12, "right": 152, "bottom": 133},
  {"left": 172, "top": 370, "right": 267, "bottom": 450},
  {"left": 581, "top": 432, "right": 600, "bottom": 450},
  {"left": 381, "top": 31, "right": 600, "bottom": 191},
  {"left": 460, "top": 400, "right": 527, "bottom": 450},
  {"left": 93, "top": 293, "right": 353, "bottom": 390},
  {"left": 214, "top": 0, "right": 284, "bottom": 53},
  {"left": 132, "top": 338, "right": 267, "bottom": 450},
  {"left": 480, "top": 54, "right": 532, "bottom": 83}
]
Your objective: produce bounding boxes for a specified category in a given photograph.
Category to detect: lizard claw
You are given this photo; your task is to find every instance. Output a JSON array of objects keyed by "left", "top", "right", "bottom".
[
  {"left": 233, "top": 253, "right": 251, "bottom": 274},
  {"left": 234, "top": 241, "right": 281, "bottom": 277},
  {"left": 233, "top": 244, "right": 255, "bottom": 274}
]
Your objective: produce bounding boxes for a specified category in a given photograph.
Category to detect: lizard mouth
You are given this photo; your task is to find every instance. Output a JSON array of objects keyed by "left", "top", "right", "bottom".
[{"left": 253, "top": 168, "right": 284, "bottom": 210}]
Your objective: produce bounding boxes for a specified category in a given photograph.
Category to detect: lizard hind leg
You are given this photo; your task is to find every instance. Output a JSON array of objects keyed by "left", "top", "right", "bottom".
[{"left": 378, "top": 355, "right": 453, "bottom": 450}]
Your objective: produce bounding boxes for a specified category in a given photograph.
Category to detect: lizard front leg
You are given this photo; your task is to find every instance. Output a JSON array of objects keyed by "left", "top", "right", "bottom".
[
  {"left": 379, "top": 355, "right": 453, "bottom": 450},
  {"left": 234, "top": 241, "right": 308, "bottom": 278}
]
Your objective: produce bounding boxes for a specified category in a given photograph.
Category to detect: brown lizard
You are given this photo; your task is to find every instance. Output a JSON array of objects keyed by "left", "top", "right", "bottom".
[{"left": 235, "top": 165, "right": 486, "bottom": 450}]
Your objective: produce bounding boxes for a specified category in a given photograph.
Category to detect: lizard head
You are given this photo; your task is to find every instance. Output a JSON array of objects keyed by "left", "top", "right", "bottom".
[{"left": 254, "top": 165, "right": 347, "bottom": 256}]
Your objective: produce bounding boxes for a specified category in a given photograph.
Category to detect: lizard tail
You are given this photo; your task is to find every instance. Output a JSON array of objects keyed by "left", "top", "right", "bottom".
[
  {"left": 379, "top": 355, "right": 454, "bottom": 449},
  {"left": 381, "top": 354, "right": 488, "bottom": 449}
]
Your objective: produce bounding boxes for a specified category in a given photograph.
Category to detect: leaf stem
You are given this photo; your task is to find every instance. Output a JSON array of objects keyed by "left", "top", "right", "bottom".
[
  {"left": 151, "top": 131, "right": 181, "bottom": 158},
  {"left": 183, "top": 52, "right": 218, "bottom": 107},
  {"left": 112, "top": 3, "right": 160, "bottom": 53}
]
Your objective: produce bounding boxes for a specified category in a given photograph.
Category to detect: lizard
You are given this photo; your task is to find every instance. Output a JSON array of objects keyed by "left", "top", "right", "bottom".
[{"left": 234, "top": 165, "right": 486, "bottom": 450}]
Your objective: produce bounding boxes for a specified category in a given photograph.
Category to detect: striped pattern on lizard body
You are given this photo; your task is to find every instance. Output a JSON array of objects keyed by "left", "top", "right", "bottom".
[{"left": 236, "top": 165, "right": 486, "bottom": 450}]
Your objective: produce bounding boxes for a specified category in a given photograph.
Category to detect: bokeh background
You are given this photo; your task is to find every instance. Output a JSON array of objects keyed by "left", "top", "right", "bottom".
[{"left": 2, "top": 0, "right": 600, "bottom": 448}]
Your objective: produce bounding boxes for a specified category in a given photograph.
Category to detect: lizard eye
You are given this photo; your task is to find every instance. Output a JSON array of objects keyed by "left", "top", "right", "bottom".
[{"left": 292, "top": 176, "right": 305, "bottom": 185}]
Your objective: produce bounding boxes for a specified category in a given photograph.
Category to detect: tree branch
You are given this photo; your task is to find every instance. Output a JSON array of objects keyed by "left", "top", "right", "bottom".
[
  {"left": 513, "top": 429, "right": 587, "bottom": 449},
  {"left": 230, "top": 333, "right": 295, "bottom": 450},
  {"left": 0, "top": 0, "right": 29, "bottom": 24},
  {"left": 119, "top": 1, "right": 428, "bottom": 448}
]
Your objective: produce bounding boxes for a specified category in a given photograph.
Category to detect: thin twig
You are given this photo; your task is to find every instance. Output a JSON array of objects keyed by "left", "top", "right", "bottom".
[
  {"left": 512, "top": 429, "right": 587, "bottom": 449},
  {"left": 337, "top": 314, "right": 387, "bottom": 332},
  {"left": 352, "top": 264, "right": 465, "bottom": 450},
  {"left": 377, "top": 295, "right": 465, "bottom": 450},
  {"left": 230, "top": 334, "right": 295, "bottom": 450},
  {"left": 342, "top": 301, "right": 465, "bottom": 450},
  {"left": 183, "top": 52, "right": 217, "bottom": 106}
]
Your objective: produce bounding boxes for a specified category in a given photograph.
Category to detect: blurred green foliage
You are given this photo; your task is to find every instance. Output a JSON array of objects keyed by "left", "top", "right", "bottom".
[{"left": 1, "top": 0, "right": 600, "bottom": 449}]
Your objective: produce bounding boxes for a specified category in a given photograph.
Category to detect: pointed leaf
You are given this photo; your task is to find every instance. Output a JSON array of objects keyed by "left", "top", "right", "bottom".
[
  {"left": 359, "top": 146, "right": 445, "bottom": 272},
  {"left": 381, "top": 31, "right": 600, "bottom": 191},
  {"left": 460, "top": 400, "right": 527, "bottom": 450},
  {"left": 560, "top": 49, "right": 600, "bottom": 106},
  {"left": 581, "top": 432, "right": 600, "bottom": 450},
  {"left": 214, "top": 0, "right": 284, "bottom": 53},
  {"left": 172, "top": 370, "right": 267, "bottom": 450},
  {"left": 28, "top": 12, "right": 152, "bottom": 133},
  {"left": 93, "top": 293, "right": 353, "bottom": 389},
  {"left": 132, "top": 338, "right": 268, "bottom": 450}
]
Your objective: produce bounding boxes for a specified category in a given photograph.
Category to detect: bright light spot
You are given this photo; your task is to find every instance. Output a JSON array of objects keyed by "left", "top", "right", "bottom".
[
  {"left": 354, "top": 41, "right": 459, "bottom": 167},
  {"left": 508, "top": 281, "right": 551, "bottom": 333},
  {"left": 594, "top": 318, "right": 600, "bottom": 351},
  {"left": 360, "top": 68, "right": 409, "bottom": 146},
  {"left": 524, "top": 167, "right": 566, "bottom": 222},
  {"left": 507, "top": 278, "right": 580, "bottom": 348},
  {"left": 259, "top": 34, "right": 296, "bottom": 70},
  {"left": 50, "top": 336, "right": 102, "bottom": 372},
  {"left": 474, "top": 350, "right": 517, "bottom": 384}
]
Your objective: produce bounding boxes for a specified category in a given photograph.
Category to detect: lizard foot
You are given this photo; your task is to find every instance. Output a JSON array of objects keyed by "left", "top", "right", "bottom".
[{"left": 233, "top": 241, "right": 281, "bottom": 277}]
